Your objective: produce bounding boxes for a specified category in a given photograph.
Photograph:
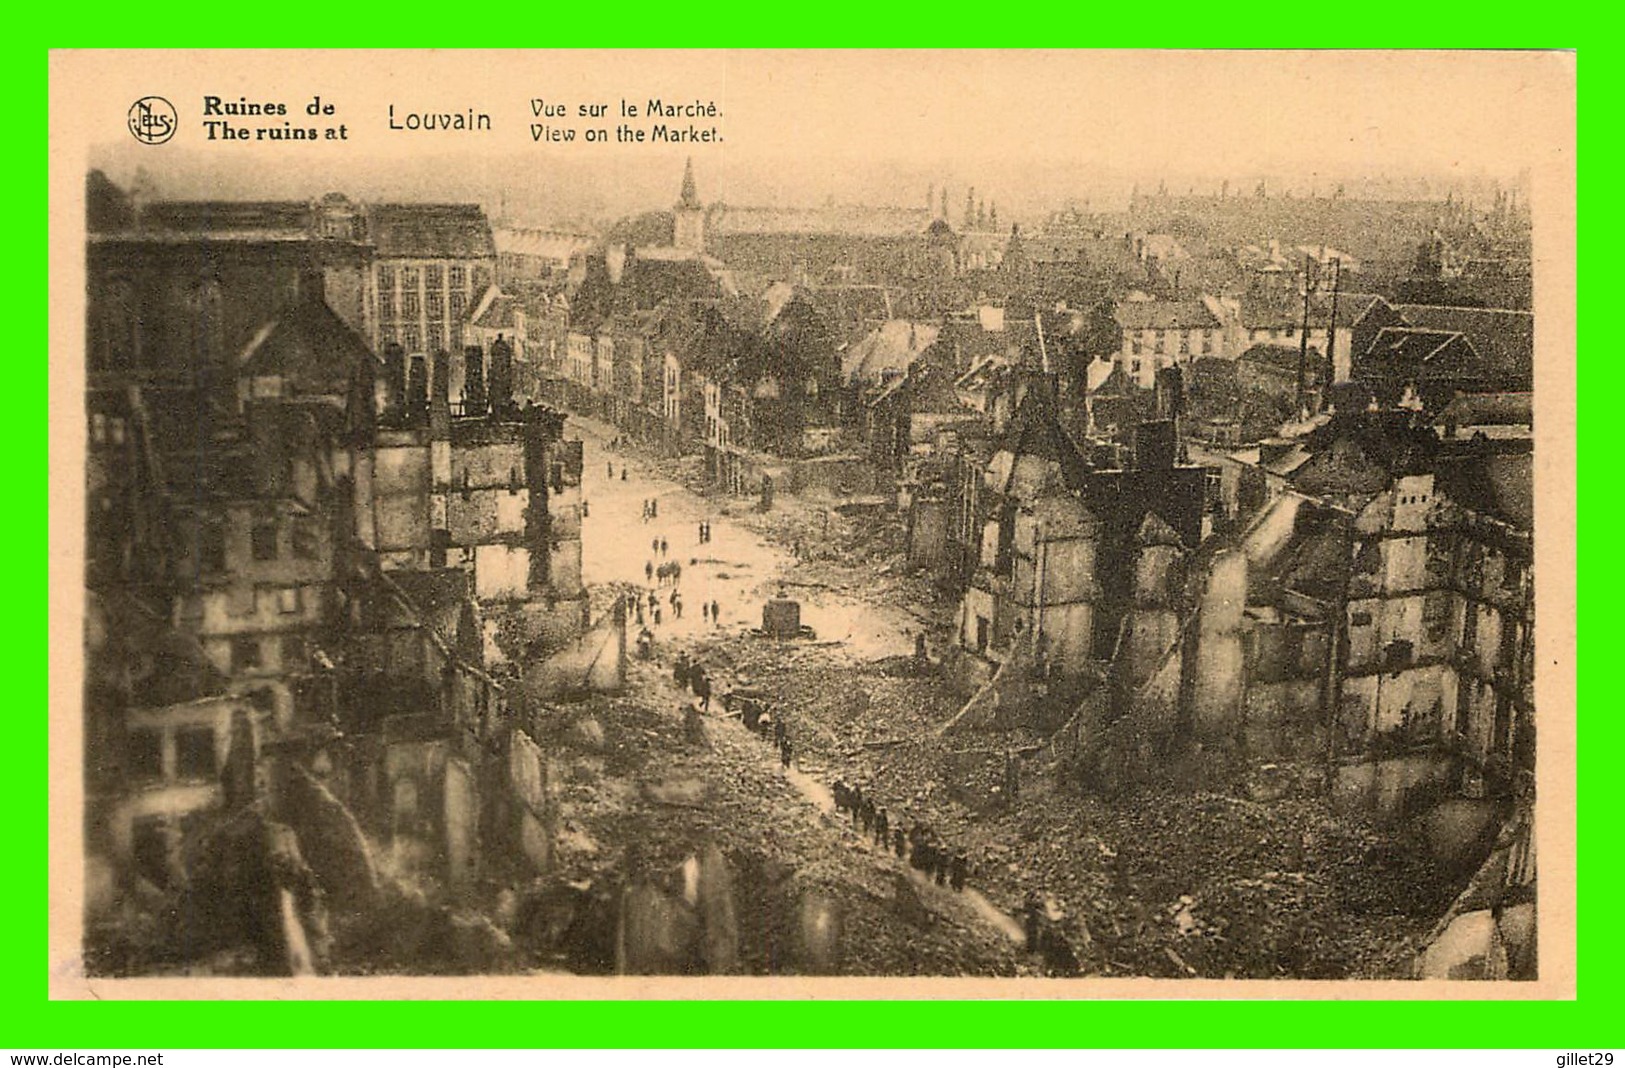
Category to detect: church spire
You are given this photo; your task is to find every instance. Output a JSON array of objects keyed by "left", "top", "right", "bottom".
[
  {"left": 676, "top": 156, "right": 700, "bottom": 210},
  {"left": 673, "top": 157, "right": 705, "bottom": 253}
]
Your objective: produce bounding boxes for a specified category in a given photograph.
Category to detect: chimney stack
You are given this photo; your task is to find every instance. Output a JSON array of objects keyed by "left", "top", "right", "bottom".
[
  {"left": 463, "top": 344, "right": 488, "bottom": 416},
  {"left": 383, "top": 343, "right": 407, "bottom": 416},
  {"left": 1133, "top": 419, "right": 1177, "bottom": 472},
  {"left": 430, "top": 350, "right": 451, "bottom": 439},
  {"left": 406, "top": 353, "right": 429, "bottom": 427},
  {"left": 489, "top": 336, "right": 514, "bottom": 417},
  {"left": 1154, "top": 365, "right": 1185, "bottom": 420}
]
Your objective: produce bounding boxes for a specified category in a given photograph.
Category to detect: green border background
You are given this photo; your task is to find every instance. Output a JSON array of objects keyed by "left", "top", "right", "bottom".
[{"left": 35, "top": 26, "right": 1592, "bottom": 1049}]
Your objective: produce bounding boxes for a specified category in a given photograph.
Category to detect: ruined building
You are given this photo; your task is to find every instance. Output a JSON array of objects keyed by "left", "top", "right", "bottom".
[
  {"left": 85, "top": 187, "right": 376, "bottom": 903},
  {"left": 83, "top": 175, "right": 584, "bottom": 974},
  {"left": 950, "top": 373, "right": 1206, "bottom": 717},
  {"left": 359, "top": 342, "right": 586, "bottom": 652},
  {"left": 1083, "top": 405, "right": 1534, "bottom": 812}
]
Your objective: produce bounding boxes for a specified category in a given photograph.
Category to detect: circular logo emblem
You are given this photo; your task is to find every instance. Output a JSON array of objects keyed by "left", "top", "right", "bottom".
[{"left": 127, "top": 96, "right": 177, "bottom": 145}]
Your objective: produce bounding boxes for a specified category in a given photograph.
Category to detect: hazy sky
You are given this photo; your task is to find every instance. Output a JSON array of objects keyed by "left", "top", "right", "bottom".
[{"left": 66, "top": 50, "right": 1571, "bottom": 225}]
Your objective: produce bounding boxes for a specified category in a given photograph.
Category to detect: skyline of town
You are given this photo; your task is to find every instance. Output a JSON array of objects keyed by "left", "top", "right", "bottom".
[{"left": 86, "top": 143, "right": 1538, "bottom": 225}]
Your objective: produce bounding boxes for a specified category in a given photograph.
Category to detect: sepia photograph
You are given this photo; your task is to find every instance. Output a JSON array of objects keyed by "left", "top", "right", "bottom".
[{"left": 49, "top": 48, "right": 1576, "bottom": 993}]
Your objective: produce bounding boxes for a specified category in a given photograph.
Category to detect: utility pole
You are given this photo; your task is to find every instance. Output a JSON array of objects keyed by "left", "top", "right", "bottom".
[
  {"left": 1322, "top": 502, "right": 1356, "bottom": 793},
  {"left": 1323, "top": 257, "right": 1343, "bottom": 405},
  {"left": 1295, "top": 254, "right": 1315, "bottom": 419}
]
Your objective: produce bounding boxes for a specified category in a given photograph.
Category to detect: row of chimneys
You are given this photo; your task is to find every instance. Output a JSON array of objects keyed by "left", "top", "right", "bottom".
[
  {"left": 926, "top": 183, "right": 999, "bottom": 232},
  {"left": 380, "top": 339, "right": 516, "bottom": 424}
]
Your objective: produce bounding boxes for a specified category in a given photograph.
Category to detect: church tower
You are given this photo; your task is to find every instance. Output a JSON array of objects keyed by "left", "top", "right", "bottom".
[{"left": 673, "top": 157, "right": 705, "bottom": 254}]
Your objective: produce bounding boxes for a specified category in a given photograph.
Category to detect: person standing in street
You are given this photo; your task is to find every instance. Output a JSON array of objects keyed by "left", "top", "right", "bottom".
[
  {"left": 1023, "top": 894, "right": 1043, "bottom": 952},
  {"left": 645, "top": 560, "right": 654, "bottom": 583},
  {"left": 710, "top": 600, "right": 720, "bottom": 625},
  {"left": 913, "top": 839, "right": 934, "bottom": 875},
  {"left": 660, "top": 537, "right": 668, "bottom": 557},
  {"left": 701, "top": 601, "right": 710, "bottom": 623}
]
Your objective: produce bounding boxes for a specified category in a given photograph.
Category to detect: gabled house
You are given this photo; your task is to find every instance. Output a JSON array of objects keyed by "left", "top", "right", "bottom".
[
  {"left": 866, "top": 361, "right": 983, "bottom": 471},
  {"left": 1356, "top": 327, "right": 1487, "bottom": 410},
  {"left": 842, "top": 319, "right": 940, "bottom": 391},
  {"left": 956, "top": 380, "right": 1101, "bottom": 687}
]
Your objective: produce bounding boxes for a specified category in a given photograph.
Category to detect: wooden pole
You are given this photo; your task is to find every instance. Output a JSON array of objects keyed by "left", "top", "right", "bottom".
[
  {"left": 1323, "top": 257, "right": 1343, "bottom": 402},
  {"left": 1295, "top": 256, "right": 1314, "bottom": 418}
]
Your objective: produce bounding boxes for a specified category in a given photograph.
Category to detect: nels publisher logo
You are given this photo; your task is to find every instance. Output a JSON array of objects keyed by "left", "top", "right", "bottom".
[{"left": 127, "top": 96, "right": 177, "bottom": 145}]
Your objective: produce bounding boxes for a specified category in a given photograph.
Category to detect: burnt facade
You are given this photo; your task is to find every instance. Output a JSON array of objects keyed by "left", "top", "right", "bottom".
[{"left": 82, "top": 176, "right": 585, "bottom": 973}]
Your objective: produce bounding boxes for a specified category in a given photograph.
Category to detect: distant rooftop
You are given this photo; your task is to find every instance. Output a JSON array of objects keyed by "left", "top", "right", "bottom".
[{"left": 367, "top": 203, "right": 496, "bottom": 259}]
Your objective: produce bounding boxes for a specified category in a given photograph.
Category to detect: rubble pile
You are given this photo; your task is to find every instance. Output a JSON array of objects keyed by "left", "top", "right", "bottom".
[
  {"left": 529, "top": 656, "right": 1025, "bottom": 975},
  {"left": 87, "top": 800, "right": 534, "bottom": 978},
  {"left": 526, "top": 421, "right": 1475, "bottom": 977},
  {"left": 671, "top": 630, "right": 1445, "bottom": 977},
  {"left": 933, "top": 779, "right": 1438, "bottom": 979}
]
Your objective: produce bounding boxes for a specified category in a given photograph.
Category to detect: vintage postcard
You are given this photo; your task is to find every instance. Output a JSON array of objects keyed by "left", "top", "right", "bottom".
[{"left": 47, "top": 49, "right": 1577, "bottom": 999}]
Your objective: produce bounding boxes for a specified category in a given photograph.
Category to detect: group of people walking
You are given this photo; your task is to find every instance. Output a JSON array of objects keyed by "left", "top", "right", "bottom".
[
  {"left": 636, "top": 589, "right": 666, "bottom": 627},
  {"left": 647, "top": 559, "right": 682, "bottom": 586},
  {"left": 635, "top": 580, "right": 720, "bottom": 629},
  {"left": 830, "top": 781, "right": 970, "bottom": 892},
  {"left": 743, "top": 694, "right": 793, "bottom": 767},
  {"left": 694, "top": 669, "right": 792, "bottom": 765},
  {"left": 673, "top": 653, "right": 714, "bottom": 711}
]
